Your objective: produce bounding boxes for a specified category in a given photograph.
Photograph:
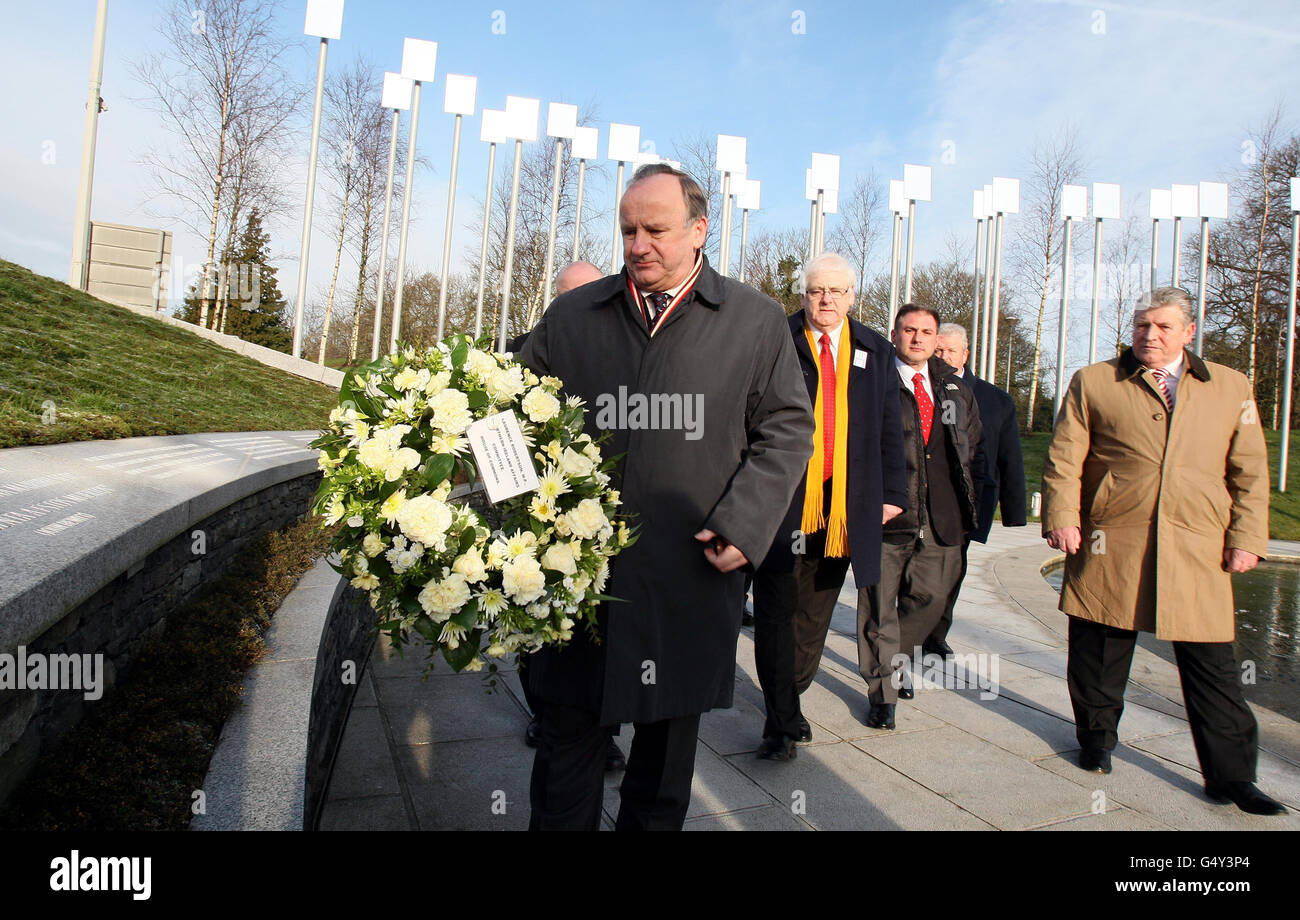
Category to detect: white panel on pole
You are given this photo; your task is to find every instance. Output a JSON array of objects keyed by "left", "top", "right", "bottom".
[
  {"left": 546, "top": 102, "right": 579, "bottom": 139},
  {"left": 571, "top": 125, "right": 599, "bottom": 160},
  {"left": 1171, "top": 183, "right": 1199, "bottom": 218},
  {"left": 1062, "top": 184, "right": 1088, "bottom": 219},
  {"left": 716, "top": 135, "right": 747, "bottom": 173},
  {"left": 972, "top": 189, "right": 985, "bottom": 220},
  {"left": 992, "top": 177, "right": 1020, "bottom": 214},
  {"left": 889, "top": 179, "right": 907, "bottom": 215},
  {"left": 400, "top": 38, "right": 437, "bottom": 82},
  {"left": 504, "top": 96, "right": 539, "bottom": 142},
  {"left": 1093, "top": 182, "right": 1122, "bottom": 220},
  {"left": 806, "top": 169, "right": 819, "bottom": 202},
  {"left": 304, "top": 0, "right": 344, "bottom": 39},
  {"left": 480, "top": 109, "right": 509, "bottom": 144},
  {"left": 983, "top": 183, "right": 995, "bottom": 217},
  {"left": 1149, "top": 188, "right": 1173, "bottom": 220},
  {"left": 443, "top": 74, "right": 476, "bottom": 115},
  {"left": 1291, "top": 177, "right": 1300, "bottom": 211},
  {"left": 608, "top": 123, "right": 640, "bottom": 161},
  {"left": 903, "top": 163, "right": 932, "bottom": 202},
  {"left": 381, "top": 72, "right": 413, "bottom": 111},
  {"left": 736, "top": 178, "right": 761, "bottom": 211},
  {"left": 1199, "top": 181, "right": 1229, "bottom": 220},
  {"left": 810, "top": 153, "right": 840, "bottom": 191},
  {"left": 822, "top": 185, "right": 839, "bottom": 215}
]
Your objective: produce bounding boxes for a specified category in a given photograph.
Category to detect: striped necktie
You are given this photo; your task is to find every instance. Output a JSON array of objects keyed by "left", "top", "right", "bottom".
[{"left": 1151, "top": 367, "right": 1175, "bottom": 410}]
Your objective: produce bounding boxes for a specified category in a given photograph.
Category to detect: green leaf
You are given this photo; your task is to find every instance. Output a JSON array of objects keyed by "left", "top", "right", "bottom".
[
  {"left": 451, "top": 598, "right": 480, "bottom": 629},
  {"left": 458, "top": 528, "right": 477, "bottom": 555},
  {"left": 424, "top": 454, "right": 456, "bottom": 489},
  {"left": 442, "top": 629, "right": 481, "bottom": 671},
  {"left": 466, "top": 389, "right": 489, "bottom": 410},
  {"left": 399, "top": 592, "right": 422, "bottom": 615},
  {"left": 413, "top": 615, "right": 439, "bottom": 641},
  {"left": 451, "top": 338, "right": 469, "bottom": 370}
]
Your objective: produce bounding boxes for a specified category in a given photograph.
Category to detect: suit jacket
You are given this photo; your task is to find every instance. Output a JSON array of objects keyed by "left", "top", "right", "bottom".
[
  {"left": 759, "top": 311, "right": 908, "bottom": 588},
  {"left": 959, "top": 369, "right": 1026, "bottom": 543},
  {"left": 883, "top": 355, "right": 982, "bottom": 545},
  {"left": 518, "top": 256, "right": 814, "bottom": 723}
]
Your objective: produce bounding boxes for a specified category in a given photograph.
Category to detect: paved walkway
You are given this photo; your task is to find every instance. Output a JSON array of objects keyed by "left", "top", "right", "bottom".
[{"left": 319, "top": 525, "right": 1300, "bottom": 830}]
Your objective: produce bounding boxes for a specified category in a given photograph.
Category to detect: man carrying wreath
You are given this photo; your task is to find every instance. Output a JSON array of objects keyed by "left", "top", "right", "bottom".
[{"left": 519, "top": 164, "right": 814, "bottom": 830}]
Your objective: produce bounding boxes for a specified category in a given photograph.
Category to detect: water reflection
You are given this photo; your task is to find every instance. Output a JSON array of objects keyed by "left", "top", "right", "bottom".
[{"left": 1044, "top": 561, "right": 1300, "bottom": 722}]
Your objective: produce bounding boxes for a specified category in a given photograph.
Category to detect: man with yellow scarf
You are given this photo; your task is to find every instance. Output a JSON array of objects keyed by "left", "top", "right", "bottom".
[{"left": 752, "top": 253, "right": 908, "bottom": 760}]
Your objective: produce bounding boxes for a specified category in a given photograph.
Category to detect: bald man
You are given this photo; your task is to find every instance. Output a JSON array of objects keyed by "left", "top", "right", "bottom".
[{"left": 555, "top": 260, "right": 603, "bottom": 295}]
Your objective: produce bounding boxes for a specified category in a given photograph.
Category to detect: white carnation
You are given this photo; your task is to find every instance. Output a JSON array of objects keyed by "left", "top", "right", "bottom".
[
  {"left": 502, "top": 555, "right": 547, "bottom": 605},
  {"left": 521, "top": 386, "right": 561, "bottom": 423},
  {"left": 567, "top": 499, "right": 608, "bottom": 540},
  {"left": 395, "top": 494, "right": 454, "bottom": 547}
]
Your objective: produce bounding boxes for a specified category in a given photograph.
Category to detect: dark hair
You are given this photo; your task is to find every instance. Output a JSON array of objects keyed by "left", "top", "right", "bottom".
[
  {"left": 628, "top": 162, "right": 708, "bottom": 222},
  {"left": 893, "top": 302, "right": 941, "bottom": 332}
]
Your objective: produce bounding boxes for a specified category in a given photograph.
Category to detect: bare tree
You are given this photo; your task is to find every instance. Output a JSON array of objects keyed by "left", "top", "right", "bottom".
[
  {"left": 671, "top": 133, "right": 723, "bottom": 261},
  {"left": 1007, "top": 126, "right": 1088, "bottom": 431},
  {"left": 828, "top": 170, "right": 886, "bottom": 322},
  {"left": 1102, "top": 204, "right": 1147, "bottom": 358},
  {"left": 133, "top": 0, "right": 301, "bottom": 330}
]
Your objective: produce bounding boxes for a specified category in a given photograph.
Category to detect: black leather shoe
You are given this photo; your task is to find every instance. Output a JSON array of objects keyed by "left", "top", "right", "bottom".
[
  {"left": 897, "top": 676, "right": 915, "bottom": 700},
  {"left": 524, "top": 717, "right": 542, "bottom": 748},
  {"left": 923, "top": 639, "right": 954, "bottom": 658},
  {"left": 797, "top": 718, "right": 812, "bottom": 743},
  {"left": 1204, "top": 780, "right": 1287, "bottom": 815},
  {"left": 605, "top": 738, "right": 627, "bottom": 773},
  {"left": 757, "top": 736, "right": 797, "bottom": 761},
  {"left": 1078, "top": 747, "right": 1112, "bottom": 774},
  {"left": 866, "top": 703, "right": 896, "bottom": 730}
]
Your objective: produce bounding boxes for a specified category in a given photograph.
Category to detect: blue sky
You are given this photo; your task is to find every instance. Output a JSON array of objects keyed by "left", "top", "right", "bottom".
[{"left": 2, "top": 0, "right": 1298, "bottom": 372}]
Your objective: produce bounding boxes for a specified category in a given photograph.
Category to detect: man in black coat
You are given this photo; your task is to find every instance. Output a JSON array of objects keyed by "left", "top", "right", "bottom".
[
  {"left": 925, "top": 323, "right": 1026, "bottom": 656},
  {"left": 518, "top": 164, "right": 814, "bottom": 830},
  {"left": 862, "top": 304, "right": 982, "bottom": 730},
  {"left": 751, "top": 252, "right": 907, "bottom": 759}
]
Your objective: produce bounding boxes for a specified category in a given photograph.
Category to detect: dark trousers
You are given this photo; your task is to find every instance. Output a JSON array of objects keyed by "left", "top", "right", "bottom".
[
  {"left": 929, "top": 537, "right": 971, "bottom": 648},
  {"left": 1066, "top": 616, "right": 1258, "bottom": 783},
  {"left": 529, "top": 701, "right": 700, "bottom": 831},
  {"left": 862, "top": 536, "right": 964, "bottom": 703}
]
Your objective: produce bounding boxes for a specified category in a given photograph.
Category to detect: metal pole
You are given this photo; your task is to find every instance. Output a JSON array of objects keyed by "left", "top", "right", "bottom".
[
  {"left": 497, "top": 139, "right": 525, "bottom": 351},
  {"left": 435, "top": 112, "right": 464, "bottom": 342},
  {"left": 970, "top": 218, "right": 983, "bottom": 365},
  {"left": 738, "top": 208, "right": 750, "bottom": 283},
  {"left": 473, "top": 141, "right": 497, "bottom": 339},
  {"left": 1054, "top": 216, "right": 1074, "bottom": 422},
  {"left": 69, "top": 0, "right": 108, "bottom": 291},
  {"left": 153, "top": 229, "right": 166, "bottom": 312},
  {"left": 540, "top": 137, "right": 564, "bottom": 311},
  {"left": 390, "top": 79, "right": 422, "bottom": 352},
  {"left": 888, "top": 212, "right": 902, "bottom": 327},
  {"left": 571, "top": 158, "right": 586, "bottom": 260},
  {"left": 807, "top": 200, "right": 818, "bottom": 260},
  {"left": 720, "top": 171, "right": 732, "bottom": 274},
  {"left": 1006, "top": 326, "right": 1014, "bottom": 390},
  {"left": 1195, "top": 216, "right": 1209, "bottom": 355},
  {"left": 610, "top": 160, "right": 625, "bottom": 273},
  {"left": 1172, "top": 216, "right": 1183, "bottom": 286},
  {"left": 1150, "top": 218, "right": 1160, "bottom": 291},
  {"left": 1280, "top": 212, "right": 1299, "bottom": 492},
  {"left": 980, "top": 215, "right": 995, "bottom": 376},
  {"left": 371, "top": 109, "right": 401, "bottom": 361},
  {"left": 904, "top": 199, "right": 917, "bottom": 302},
  {"left": 818, "top": 209, "right": 827, "bottom": 255},
  {"left": 1088, "top": 217, "right": 1104, "bottom": 364},
  {"left": 293, "top": 36, "right": 330, "bottom": 358},
  {"left": 987, "top": 212, "right": 1006, "bottom": 382}
]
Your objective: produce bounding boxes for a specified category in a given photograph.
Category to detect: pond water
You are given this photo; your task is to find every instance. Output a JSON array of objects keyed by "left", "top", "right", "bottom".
[{"left": 1043, "top": 561, "right": 1300, "bottom": 722}]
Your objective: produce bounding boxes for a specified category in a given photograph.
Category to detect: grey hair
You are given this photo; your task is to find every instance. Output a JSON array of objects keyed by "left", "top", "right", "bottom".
[
  {"left": 937, "top": 323, "right": 968, "bottom": 347},
  {"left": 797, "top": 252, "right": 857, "bottom": 294},
  {"left": 1136, "top": 287, "right": 1195, "bottom": 326}
]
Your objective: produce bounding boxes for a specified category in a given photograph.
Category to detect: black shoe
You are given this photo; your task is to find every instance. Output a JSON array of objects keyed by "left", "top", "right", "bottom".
[
  {"left": 525, "top": 717, "right": 542, "bottom": 748},
  {"left": 923, "top": 639, "right": 954, "bottom": 658},
  {"left": 1204, "top": 780, "right": 1287, "bottom": 815},
  {"left": 605, "top": 738, "right": 627, "bottom": 773},
  {"left": 897, "top": 676, "right": 915, "bottom": 700},
  {"left": 1078, "top": 747, "right": 1112, "bottom": 774},
  {"left": 866, "top": 703, "right": 896, "bottom": 730},
  {"left": 757, "top": 736, "right": 797, "bottom": 761},
  {"left": 797, "top": 718, "right": 812, "bottom": 743}
]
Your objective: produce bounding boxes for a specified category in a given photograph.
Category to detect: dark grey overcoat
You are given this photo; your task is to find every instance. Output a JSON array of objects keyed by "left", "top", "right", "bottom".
[{"left": 518, "top": 257, "right": 814, "bottom": 724}]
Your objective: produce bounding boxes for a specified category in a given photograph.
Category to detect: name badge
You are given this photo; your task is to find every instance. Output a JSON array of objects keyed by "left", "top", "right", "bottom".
[
  {"left": 467, "top": 409, "right": 540, "bottom": 503},
  {"left": 852, "top": 349, "right": 869, "bottom": 369}
]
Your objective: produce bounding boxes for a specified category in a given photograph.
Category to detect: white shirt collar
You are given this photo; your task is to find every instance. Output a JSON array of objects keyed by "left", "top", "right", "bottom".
[{"left": 895, "top": 354, "right": 932, "bottom": 396}]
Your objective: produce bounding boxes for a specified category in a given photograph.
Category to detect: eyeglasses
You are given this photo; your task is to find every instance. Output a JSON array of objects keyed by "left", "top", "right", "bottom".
[{"left": 805, "top": 287, "right": 849, "bottom": 299}]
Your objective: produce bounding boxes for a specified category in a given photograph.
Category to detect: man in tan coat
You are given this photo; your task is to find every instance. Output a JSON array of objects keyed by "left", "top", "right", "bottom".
[{"left": 1042, "top": 286, "right": 1284, "bottom": 815}]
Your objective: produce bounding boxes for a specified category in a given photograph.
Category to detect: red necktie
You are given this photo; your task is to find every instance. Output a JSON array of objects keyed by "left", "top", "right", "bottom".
[
  {"left": 819, "top": 333, "right": 836, "bottom": 480},
  {"left": 1151, "top": 367, "right": 1175, "bottom": 410},
  {"left": 913, "top": 372, "right": 933, "bottom": 444}
]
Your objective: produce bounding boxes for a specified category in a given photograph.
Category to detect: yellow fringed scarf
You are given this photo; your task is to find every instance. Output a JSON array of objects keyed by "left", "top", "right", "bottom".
[{"left": 801, "top": 325, "right": 852, "bottom": 557}]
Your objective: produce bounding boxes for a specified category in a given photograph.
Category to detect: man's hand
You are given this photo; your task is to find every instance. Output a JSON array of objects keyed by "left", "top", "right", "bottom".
[
  {"left": 695, "top": 529, "right": 750, "bottom": 573},
  {"left": 1223, "top": 548, "right": 1260, "bottom": 574},
  {"left": 1046, "top": 526, "right": 1082, "bottom": 554},
  {"left": 883, "top": 503, "right": 903, "bottom": 525}
]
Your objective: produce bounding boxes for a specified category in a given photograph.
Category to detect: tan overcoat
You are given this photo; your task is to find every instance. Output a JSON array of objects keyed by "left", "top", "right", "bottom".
[{"left": 1041, "top": 347, "right": 1269, "bottom": 642}]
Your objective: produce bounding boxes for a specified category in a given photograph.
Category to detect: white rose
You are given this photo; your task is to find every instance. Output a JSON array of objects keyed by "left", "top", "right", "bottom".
[
  {"left": 395, "top": 494, "right": 454, "bottom": 547},
  {"left": 430, "top": 388, "right": 472, "bottom": 434},
  {"left": 424, "top": 370, "right": 452, "bottom": 396},
  {"left": 486, "top": 365, "right": 527, "bottom": 401},
  {"left": 559, "top": 447, "right": 595, "bottom": 479},
  {"left": 567, "top": 499, "right": 608, "bottom": 540},
  {"left": 452, "top": 547, "right": 489, "bottom": 584},
  {"left": 418, "top": 572, "right": 471, "bottom": 622},
  {"left": 465, "top": 349, "right": 498, "bottom": 380},
  {"left": 357, "top": 437, "right": 393, "bottom": 471},
  {"left": 541, "top": 542, "right": 578, "bottom": 576},
  {"left": 521, "top": 387, "right": 561, "bottom": 423},
  {"left": 502, "top": 555, "right": 547, "bottom": 605},
  {"left": 392, "top": 367, "right": 422, "bottom": 391}
]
